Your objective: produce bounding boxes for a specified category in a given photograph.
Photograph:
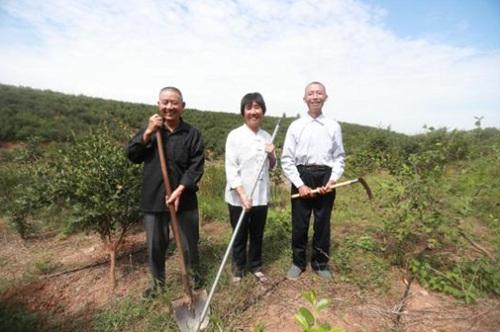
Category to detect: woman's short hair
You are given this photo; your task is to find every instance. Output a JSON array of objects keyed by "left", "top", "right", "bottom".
[{"left": 240, "top": 92, "right": 266, "bottom": 116}]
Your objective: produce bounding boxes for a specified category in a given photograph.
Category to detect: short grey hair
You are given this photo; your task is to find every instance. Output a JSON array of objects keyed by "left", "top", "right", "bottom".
[
  {"left": 159, "top": 86, "right": 183, "bottom": 101},
  {"left": 304, "top": 81, "right": 326, "bottom": 94}
]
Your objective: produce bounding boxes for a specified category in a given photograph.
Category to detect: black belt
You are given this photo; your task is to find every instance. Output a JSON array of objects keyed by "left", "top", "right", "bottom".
[{"left": 297, "top": 164, "right": 331, "bottom": 172}]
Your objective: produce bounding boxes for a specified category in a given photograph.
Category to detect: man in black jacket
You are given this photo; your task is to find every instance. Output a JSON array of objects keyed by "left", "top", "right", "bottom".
[{"left": 127, "top": 86, "right": 204, "bottom": 297}]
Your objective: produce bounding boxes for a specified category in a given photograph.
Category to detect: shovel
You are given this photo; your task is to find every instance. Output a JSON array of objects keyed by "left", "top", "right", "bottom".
[{"left": 156, "top": 130, "right": 209, "bottom": 332}]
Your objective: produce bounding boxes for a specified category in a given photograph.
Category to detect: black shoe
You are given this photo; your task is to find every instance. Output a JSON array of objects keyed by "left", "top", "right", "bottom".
[
  {"left": 143, "top": 286, "right": 159, "bottom": 299},
  {"left": 143, "top": 282, "right": 164, "bottom": 299},
  {"left": 191, "top": 275, "right": 203, "bottom": 289}
]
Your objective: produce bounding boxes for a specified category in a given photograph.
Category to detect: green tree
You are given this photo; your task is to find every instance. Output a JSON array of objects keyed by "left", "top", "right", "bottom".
[
  {"left": 57, "top": 127, "right": 142, "bottom": 288},
  {"left": 8, "top": 125, "right": 142, "bottom": 289}
]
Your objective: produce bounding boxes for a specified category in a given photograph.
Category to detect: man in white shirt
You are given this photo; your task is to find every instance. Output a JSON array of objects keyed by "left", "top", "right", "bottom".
[{"left": 281, "top": 81, "right": 345, "bottom": 280}]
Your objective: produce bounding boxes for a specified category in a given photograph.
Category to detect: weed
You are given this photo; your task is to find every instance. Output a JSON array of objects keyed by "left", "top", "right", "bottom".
[
  {"left": 333, "top": 237, "right": 390, "bottom": 290},
  {"left": 33, "top": 255, "right": 61, "bottom": 275},
  {"left": 93, "top": 298, "right": 150, "bottom": 332},
  {"left": 410, "top": 257, "right": 500, "bottom": 303},
  {"left": 254, "top": 321, "right": 266, "bottom": 331}
]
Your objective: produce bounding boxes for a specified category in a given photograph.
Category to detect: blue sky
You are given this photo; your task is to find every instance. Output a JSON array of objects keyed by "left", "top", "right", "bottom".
[
  {"left": 368, "top": 0, "right": 500, "bottom": 50},
  {"left": 1, "top": 0, "right": 499, "bottom": 134}
]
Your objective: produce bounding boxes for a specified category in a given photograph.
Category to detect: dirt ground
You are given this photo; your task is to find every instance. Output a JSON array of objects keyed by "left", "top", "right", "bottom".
[
  {"left": 1, "top": 218, "right": 499, "bottom": 331},
  {"left": 237, "top": 275, "right": 500, "bottom": 332}
]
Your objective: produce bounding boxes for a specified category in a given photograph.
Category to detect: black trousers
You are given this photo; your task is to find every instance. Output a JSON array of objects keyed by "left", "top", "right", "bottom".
[
  {"left": 291, "top": 166, "right": 335, "bottom": 271},
  {"left": 228, "top": 204, "right": 268, "bottom": 275},
  {"left": 144, "top": 209, "right": 200, "bottom": 285}
]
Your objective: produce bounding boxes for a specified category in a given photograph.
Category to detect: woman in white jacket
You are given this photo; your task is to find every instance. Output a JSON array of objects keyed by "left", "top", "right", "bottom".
[{"left": 224, "top": 92, "right": 276, "bottom": 283}]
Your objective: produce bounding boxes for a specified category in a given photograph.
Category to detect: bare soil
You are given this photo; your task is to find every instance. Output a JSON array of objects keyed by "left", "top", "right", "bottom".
[
  {"left": 236, "top": 271, "right": 500, "bottom": 332},
  {"left": 0, "top": 141, "right": 21, "bottom": 150},
  {"left": 1, "top": 218, "right": 499, "bottom": 331}
]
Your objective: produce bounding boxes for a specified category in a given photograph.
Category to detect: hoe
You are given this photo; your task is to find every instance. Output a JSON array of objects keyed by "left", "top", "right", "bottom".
[{"left": 290, "top": 177, "right": 373, "bottom": 200}]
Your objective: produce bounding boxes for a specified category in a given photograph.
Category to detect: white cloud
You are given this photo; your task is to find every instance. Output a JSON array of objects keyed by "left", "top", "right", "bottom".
[{"left": 1, "top": 0, "right": 499, "bottom": 133}]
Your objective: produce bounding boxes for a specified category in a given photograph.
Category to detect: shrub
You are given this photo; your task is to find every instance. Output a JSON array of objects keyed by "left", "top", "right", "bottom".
[{"left": 7, "top": 125, "right": 142, "bottom": 289}]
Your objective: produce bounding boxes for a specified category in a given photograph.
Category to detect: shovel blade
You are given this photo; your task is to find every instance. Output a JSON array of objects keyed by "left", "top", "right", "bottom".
[{"left": 172, "top": 289, "right": 210, "bottom": 332}]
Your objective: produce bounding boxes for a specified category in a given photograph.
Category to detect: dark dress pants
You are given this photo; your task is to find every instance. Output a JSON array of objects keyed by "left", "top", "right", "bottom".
[
  {"left": 228, "top": 204, "right": 268, "bottom": 275},
  {"left": 291, "top": 166, "right": 335, "bottom": 271},
  {"left": 144, "top": 209, "right": 200, "bottom": 285}
]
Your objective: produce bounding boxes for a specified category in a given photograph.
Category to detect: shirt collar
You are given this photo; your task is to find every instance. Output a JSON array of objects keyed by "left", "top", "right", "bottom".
[
  {"left": 243, "top": 123, "right": 261, "bottom": 136},
  {"left": 306, "top": 112, "right": 326, "bottom": 125},
  {"left": 173, "top": 118, "right": 189, "bottom": 133}
]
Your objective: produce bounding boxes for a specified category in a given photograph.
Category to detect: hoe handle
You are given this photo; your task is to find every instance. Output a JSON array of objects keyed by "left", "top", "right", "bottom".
[{"left": 291, "top": 177, "right": 372, "bottom": 200}]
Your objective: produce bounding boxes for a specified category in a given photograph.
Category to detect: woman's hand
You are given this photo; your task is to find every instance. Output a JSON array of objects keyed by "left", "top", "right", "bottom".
[{"left": 235, "top": 186, "right": 252, "bottom": 211}]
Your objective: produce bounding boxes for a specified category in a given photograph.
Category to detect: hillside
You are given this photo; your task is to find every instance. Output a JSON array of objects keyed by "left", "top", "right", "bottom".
[{"left": 0, "top": 83, "right": 406, "bottom": 157}]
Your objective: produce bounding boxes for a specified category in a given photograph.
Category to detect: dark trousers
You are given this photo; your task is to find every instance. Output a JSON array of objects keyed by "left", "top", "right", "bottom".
[
  {"left": 291, "top": 166, "right": 335, "bottom": 271},
  {"left": 144, "top": 209, "right": 200, "bottom": 285},
  {"left": 228, "top": 204, "right": 268, "bottom": 275}
]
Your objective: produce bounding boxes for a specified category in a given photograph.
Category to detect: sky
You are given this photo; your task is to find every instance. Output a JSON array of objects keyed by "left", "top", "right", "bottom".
[{"left": 1, "top": 0, "right": 499, "bottom": 134}]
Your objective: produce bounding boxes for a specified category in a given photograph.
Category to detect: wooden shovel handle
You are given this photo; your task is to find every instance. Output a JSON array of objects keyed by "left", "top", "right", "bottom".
[{"left": 156, "top": 131, "right": 193, "bottom": 300}]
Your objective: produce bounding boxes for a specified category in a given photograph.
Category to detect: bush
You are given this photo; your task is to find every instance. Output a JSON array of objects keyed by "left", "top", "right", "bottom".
[{"left": 6, "top": 124, "right": 142, "bottom": 289}]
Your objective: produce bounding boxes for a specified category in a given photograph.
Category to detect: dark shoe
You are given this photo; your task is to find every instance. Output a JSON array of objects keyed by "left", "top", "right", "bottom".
[
  {"left": 286, "top": 265, "right": 303, "bottom": 280},
  {"left": 315, "top": 269, "right": 332, "bottom": 279},
  {"left": 143, "top": 286, "right": 159, "bottom": 299},
  {"left": 191, "top": 274, "right": 203, "bottom": 289},
  {"left": 143, "top": 280, "right": 164, "bottom": 299}
]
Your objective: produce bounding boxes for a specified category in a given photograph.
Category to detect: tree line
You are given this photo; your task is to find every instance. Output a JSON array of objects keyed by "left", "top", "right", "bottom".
[{"left": 0, "top": 83, "right": 406, "bottom": 158}]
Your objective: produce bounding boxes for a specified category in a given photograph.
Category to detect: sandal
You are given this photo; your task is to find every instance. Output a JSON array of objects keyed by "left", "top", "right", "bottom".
[{"left": 253, "top": 271, "right": 269, "bottom": 283}]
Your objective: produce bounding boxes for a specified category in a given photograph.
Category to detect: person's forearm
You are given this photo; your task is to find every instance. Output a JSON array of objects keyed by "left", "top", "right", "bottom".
[{"left": 127, "top": 128, "right": 150, "bottom": 163}]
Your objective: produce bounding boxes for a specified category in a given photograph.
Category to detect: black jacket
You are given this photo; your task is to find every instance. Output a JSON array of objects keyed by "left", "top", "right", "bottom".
[{"left": 127, "top": 119, "right": 204, "bottom": 213}]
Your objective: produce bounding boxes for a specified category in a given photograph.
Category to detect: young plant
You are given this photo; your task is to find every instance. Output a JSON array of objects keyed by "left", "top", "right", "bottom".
[{"left": 295, "top": 290, "right": 344, "bottom": 332}]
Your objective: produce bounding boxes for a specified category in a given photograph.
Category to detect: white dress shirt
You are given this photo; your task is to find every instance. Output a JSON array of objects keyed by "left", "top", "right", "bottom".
[
  {"left": 225, "top": 124, "right": 273, "bottom": 206},
  {"left": 281, "top": 112, "right": 345, "bottom": 188}
]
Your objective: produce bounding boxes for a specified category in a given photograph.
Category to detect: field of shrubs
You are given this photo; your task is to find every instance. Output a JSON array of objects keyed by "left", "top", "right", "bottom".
[{"left": 1, "top": 84, "right": 498, "bottom": 331}]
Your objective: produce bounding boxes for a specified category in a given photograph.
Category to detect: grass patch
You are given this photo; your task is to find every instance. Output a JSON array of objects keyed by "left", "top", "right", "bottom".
[
  {"left": 0, "top": 302, "right": 41, "bottom": 332},
  {"left": 93, "top": 297, "right": 144, "bottom": 331},
  {"left": 33, "top": 255, "right": 62, "bottom": 275},
  {"left": 333, "top": 235, "right": 390, "bottom": 291}
]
